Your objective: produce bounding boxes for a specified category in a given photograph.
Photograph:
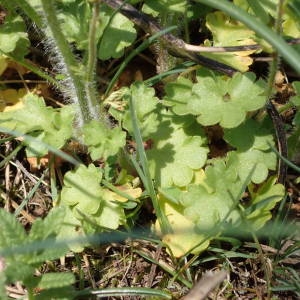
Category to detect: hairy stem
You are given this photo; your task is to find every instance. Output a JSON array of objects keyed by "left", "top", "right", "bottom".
[
  {"left": 40, "top": 0, "right": 98, "bottom": 126},
  {"left": 84, "top": 1, "right": 102, "bottom": 120}
]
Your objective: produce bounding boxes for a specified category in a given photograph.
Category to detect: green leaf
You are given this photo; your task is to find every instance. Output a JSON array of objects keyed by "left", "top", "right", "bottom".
[
  {"left": 0, "top": 93, "right": 74, "bottom": 157},
  {"left": 202, "top": 11, "right": 257, "bottom": 71},
  {"left": 98, "top": 5, "right": 136, "bottom": 60},
  {"left": 61, "top": 164, "right": 103, "bottom": 215},
  {"left": 60, "top": 164, "right": 126, "bottom": 233},
  {"left": 182, "top": 185, "right": 228, "bottom": 230},
  {"left": 0, "top": 209, "right": 26, "bottom": 249},
  {"left": 0, "top": 270, "right": 8, "bottom": 300},
  {"left": 4, "top": 264, "right": 36, "bottom": 285},
  {"left": 91, "top": 189, "right": 126, "bottom": 229},
  {"left": 146, "top": 112, "right": 208, "bottom": 187},
  {"left": 203, "top": 155, "right": 243, "bottom": 201},
  {"left": 123, "top": 82, "right": 160, "bottom": 138},
  {"left": 0, "top": 10, "right": 29, "bottom": 58},
  {"left": 157, "top": 157, "right": 244, "bottom": 256},
  {"left": 164, "top": 76, "right": 196, "bottom": 115},
  {"left": 154, "top": 193, "right": 210, "bottom": 257},
  {"left": 181, "top": 157, "right": 244, "bottom": 230},
  {"left": 83, "top": 120, "right": 126, "bottom": 161},
  {"left": 56, "top": 205, "right": 85, "bottom": 253},
  {"left": 290, "top": 81, "right": 300, "bottom": 107},
  {"left": 26, "top": 207, "right": 69, "bottom": 263},
  {"left": 193, "top": 72, "right": 265, "bottom": 128},
  {"left": 37, "top": 273, "right": 75, "bottom": 289},
  {"left": 194, "top": 0, "right": 300, "bottom": 74},
  {"left": 165, "top": 72, "right": 266, "bottom": 128},
  {"left": 224, "top": 119, "right": 277, "bottom": 183},
  {"left": 43, "top": 104, "right": 74, "bottom": 150},
  {"left": 233, "top": 0, "right": 275, "bottom": 24},
  {"left": 143, "top": 0, "right": 188, "bottom": 15},
  {"left": 36, "top": 286, "right": 75, "bottom": 300},
  {"left": 29, "top": 206, "right": 65, "bottom": 239},
  {"left": 246, "top": 177, "right": 285, "bottom": 229},
  {"left": 57, "top": 0, "right": 91, "bottom": 49},
  {"left": 234, "top": 0, "right": 300, "bottom": 39}
]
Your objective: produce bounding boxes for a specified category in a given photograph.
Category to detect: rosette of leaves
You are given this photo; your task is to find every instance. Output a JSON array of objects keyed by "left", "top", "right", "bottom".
[
  {"left": 224, "top": 118, "right": 277, "bottom": 183},
  {"left": 164, "top": 72, "right": 266, "bottom": 128}
]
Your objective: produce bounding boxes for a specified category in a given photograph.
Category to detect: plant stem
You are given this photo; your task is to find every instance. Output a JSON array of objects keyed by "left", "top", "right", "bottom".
[
  {"left": 40, "top": 0, "right": 96, "bottom": 125},
  {"left": 84, "top": 1, "right": 102, "bottom": 120}
]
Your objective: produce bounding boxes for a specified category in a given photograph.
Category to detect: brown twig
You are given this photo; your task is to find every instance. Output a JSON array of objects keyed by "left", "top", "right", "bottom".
[
  {"left": 184, "top": 38, "right": 300, "bottom": 53},
  {"left": 266, "top": 101, "right": 288, "bottom": 185},
  {"left": 180, "top": 270, "right": 228, "bottom": 300}
]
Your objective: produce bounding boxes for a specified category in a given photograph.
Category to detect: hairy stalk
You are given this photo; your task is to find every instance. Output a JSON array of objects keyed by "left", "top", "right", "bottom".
[
  {"left": 84, "top": 0, "right": 102, "bottom": 120},
  {"left": 40, "top": 0, "right": 98, "bottom": 126}
]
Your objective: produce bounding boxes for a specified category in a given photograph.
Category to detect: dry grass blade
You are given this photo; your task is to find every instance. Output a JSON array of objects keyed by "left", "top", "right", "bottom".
[{"left": 181, "top": 270, "right": 228, "bottom": 300}]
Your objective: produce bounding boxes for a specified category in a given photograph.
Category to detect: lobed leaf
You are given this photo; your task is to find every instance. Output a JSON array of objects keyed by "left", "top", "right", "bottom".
[
  {"left": 0, "top": 11, "right": 29, "bottom": 58},
  {"left": 165, "top": 72, "right": 266, "bottom": 128},
  {"left": 246, "top": 177, "right": 285, "bottom": 230},
  {"left": 202, "top": 11, "right": 257, "bottom": 71},
  {"left": 0, "top": 93, "right": 74, "bottom": 157},
  {"left": 57, "top": 0, "right": 91, "bottom": 49},
  {"left": 61, "top": 164, "right": 103, "bottom": 215},
  {"left": 154, "top": 194, "right": 210, "bottom": 257},
  {"left": 56, "top": 205, "right": 86, "bottom": 253},
  {"left": 98, "top": 5, "right": 137, "bottom": 60},
  {"left": 224, "top": 119, "right": 277, "bottom": 183},
  {"left": 60, "top": 164, "right": 126, "bottom": 238},
  {"left": 146, "top": 112, "right": 208, "bottom": 187},
  {"left": 123, "top": 82, "right": 160, "bottom": 139},
  {"left": 83, "top": 120, "right": 126, "bottom": 161}
]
